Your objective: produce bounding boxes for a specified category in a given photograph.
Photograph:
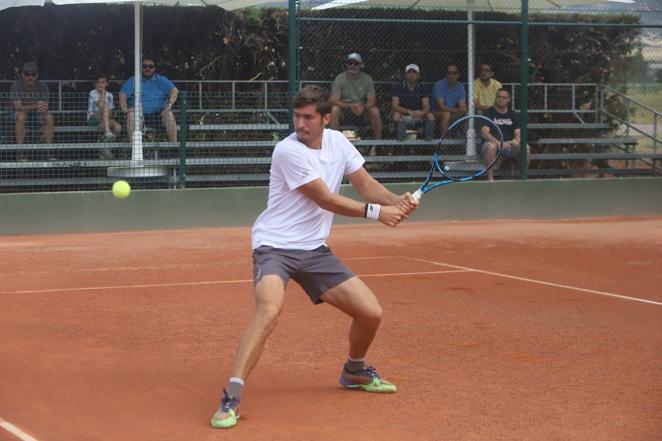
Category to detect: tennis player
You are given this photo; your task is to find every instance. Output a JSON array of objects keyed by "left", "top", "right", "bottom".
[{"left": 211, "top": 85, "right": 418, "bottom": 429}]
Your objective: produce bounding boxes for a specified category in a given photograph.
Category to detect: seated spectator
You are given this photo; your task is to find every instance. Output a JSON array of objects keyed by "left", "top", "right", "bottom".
[
  {"left": 430, "top": 64, "right": 467, "bottom": 136},
  {"left": 10, "top": 61, "right": 54, "bottom": 155},
  {"left": 119, "top": 56, "right": 178, "bottom": 146},
  {"left": 473, "top": 63, "right": 502, "bottom": 114},
  {"left": 391, "top": 64, "right": 434, "bottom": 141},
  {"left": 88, "top": 76, "right": 122, "bottom": 159},
  {"left": 480, "top": 88, "right": 531, "bottom": 181},
  {"left": 330, "top": 53, "right": 382, "bottom": 139}
]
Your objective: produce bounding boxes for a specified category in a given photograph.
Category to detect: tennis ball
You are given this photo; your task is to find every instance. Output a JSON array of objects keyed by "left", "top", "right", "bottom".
[{"left": 112, "top": 180, "right": 131, "bottom": 199}]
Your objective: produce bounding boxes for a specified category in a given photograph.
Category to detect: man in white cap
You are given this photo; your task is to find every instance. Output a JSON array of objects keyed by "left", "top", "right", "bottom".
[
  {"left": 330, "top": 53, "right": 382, "bottom": 139},
  {"left": 390, "top": 64, "right": 434, "bottom": 141}
]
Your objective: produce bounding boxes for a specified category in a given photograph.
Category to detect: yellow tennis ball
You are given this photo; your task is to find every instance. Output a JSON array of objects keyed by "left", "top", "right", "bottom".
[{"left": 112, "top": 180, "right": 131, "bottom": 199}]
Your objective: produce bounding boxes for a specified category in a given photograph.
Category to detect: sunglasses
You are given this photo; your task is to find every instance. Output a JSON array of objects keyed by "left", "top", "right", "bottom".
[
  {"left": 347, "top": 61, "right": 360, "bottom": 66},
  {"left": 142, "top": 64, "right": 155, "bottom": 69},
  {"left": 23, "top": 72, "right": 37, "bottom": 77}
]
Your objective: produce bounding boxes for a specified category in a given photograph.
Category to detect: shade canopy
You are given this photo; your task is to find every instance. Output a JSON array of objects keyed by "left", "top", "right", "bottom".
[{"left": 0, "top": 0, "right": 277, "bottom": 11}]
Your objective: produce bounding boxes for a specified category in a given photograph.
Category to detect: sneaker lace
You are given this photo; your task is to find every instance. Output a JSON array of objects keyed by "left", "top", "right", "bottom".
[
  {"left": 364, "top": 366, "right": 381, "bottom": 380},
  {"left": 220, "top": 389, "right": 240, "bottom": 413}
]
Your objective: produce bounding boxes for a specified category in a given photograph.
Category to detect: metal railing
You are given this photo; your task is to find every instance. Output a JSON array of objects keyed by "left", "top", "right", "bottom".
[{"left": 598, "top": 84, "right": 660, "bottom": 154}]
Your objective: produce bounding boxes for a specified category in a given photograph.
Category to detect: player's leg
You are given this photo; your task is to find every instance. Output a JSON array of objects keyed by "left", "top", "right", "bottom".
[
  {"left": 330, "top": 104, "right": 342, "bottom": 130},
  {"left": 15, "top": 111, "right": 26, "bottom": 144},
  {"left": 126, "top": 110, "right": 135, "bottom": 147},
  {"left": 42, "top": 111, "right": 54, "bottom": 144},
  {"left": 321, "top": 277, "right": 396, "bottom": 393},
  {"left": 368, "top": 105, "right": 382, "bottom": 139},
  {"left": 161, "top": 108, "right": 177, "bottom": 142},
  {"left": 440, "top": 110, "right": 451, "bottom": 136},
  {"left": 109, "top": 118, "right": 122, "bottom": 136},
  {"left": 211, "top": 260, "right": 289, "bottom": 429},
  {"left": 482, "top": 140, "right": 499, "bottom": 181}
]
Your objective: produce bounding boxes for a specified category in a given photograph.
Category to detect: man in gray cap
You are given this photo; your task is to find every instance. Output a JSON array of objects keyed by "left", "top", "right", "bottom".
[
  {"left": 10, "top": 61, "right": 54, "bottom": 152},
  {"left": 330, "top": 53, "right": 382, "bottom": 139}
]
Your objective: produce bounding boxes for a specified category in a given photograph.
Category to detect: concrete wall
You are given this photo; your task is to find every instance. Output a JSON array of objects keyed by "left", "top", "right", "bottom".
[{"left": 1, "top": 178, "right": 661, "bottom": 235}]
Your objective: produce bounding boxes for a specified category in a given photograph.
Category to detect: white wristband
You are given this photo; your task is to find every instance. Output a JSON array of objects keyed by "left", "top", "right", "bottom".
[{"left": 365, "top": 203, "right": 381, "bottom": 221}]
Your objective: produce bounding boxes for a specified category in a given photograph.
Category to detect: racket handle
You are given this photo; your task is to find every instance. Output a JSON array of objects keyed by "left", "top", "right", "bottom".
[{"left": 412, "top": 189, "right": 423, "bottom": 202}]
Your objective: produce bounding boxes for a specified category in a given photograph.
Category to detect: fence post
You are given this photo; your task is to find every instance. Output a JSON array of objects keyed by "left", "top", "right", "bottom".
[
  {"left": 287, "top": 0, "right": 300, "bottom": 132},
  {"left": 519, "top": 0, "right": 529, "bottom": 180},
  {"left": 178, "top": 91, "right": 188, "bottom": 189}
]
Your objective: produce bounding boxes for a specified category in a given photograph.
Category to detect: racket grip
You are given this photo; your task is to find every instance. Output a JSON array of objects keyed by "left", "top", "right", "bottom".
[{"left": 412, "top": 189, "right": 423, "bottom": 202}]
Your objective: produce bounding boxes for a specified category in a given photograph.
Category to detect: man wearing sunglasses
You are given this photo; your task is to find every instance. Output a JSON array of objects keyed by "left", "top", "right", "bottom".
[
  {"left": 119, "top": 56, "right": 178, "bottom": 147},
  {"left": 330, "top": 53, "right": 382, "bottom": 139},
  {"left": 430, "top": 64, "right": 467, "bottom": 136},
  {"left": 10, "top": 61, "right": 54, "bottom": 156}
]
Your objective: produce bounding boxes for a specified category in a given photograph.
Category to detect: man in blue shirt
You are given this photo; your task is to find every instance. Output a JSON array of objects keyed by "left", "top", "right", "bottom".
[
  {"left": 390, "top": 64, "right": 434, "bottom": 141},
  {"left": 430, "top": 64, "right": 467, "bottom": 136},
  {"left": 119, "top": 56, "right": 179, "bottom": 145}
]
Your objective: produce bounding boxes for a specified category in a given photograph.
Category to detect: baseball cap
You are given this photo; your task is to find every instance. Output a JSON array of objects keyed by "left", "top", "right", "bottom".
[
  {"left": 22, "top": 61, "right": 38, "bottom": 74},
  {"left": 405, "top": 64, "right": 420, "bottom": 73},
  {"left": 347, "top": 53, "right": 363, "bottom": 64}
]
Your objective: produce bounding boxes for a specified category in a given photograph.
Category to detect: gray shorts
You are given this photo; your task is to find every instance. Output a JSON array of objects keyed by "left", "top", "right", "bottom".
[{"left": 252, "top": 245, "right": 355, "bottom": 304}]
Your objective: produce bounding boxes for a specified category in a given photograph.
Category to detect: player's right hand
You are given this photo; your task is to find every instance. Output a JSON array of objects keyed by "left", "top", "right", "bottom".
[{"left": 379, "top": 205, "right": 407, "bottom": 227}]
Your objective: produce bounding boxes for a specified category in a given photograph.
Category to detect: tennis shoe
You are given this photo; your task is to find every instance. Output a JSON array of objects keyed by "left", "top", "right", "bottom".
[
  {"left": 339, "top": 365, "right": 397, "bottom": 393},
  {"left": 210, "top": 389, "right": 240, "bottom": 429}
]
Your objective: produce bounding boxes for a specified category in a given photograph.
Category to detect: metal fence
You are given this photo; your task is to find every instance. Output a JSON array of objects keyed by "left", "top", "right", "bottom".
[{"left": 1, "top": 1, "right": 661, "bottom": 193}]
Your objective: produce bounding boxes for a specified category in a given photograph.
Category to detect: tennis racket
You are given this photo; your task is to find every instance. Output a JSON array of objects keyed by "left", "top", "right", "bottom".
[{"left": 411, "top": 114, "right": 504, "bottom": 201}]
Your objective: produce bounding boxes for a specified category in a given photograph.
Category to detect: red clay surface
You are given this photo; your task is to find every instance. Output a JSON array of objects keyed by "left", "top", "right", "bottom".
[{"left": 1, "top": 217, "right": 661, "bottom": 441}]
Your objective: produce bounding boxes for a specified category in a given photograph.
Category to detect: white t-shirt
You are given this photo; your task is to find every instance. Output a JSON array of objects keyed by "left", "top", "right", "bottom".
[
  {"left": 252, "top": 128, "right": 365, "bottom": 250},
  {"left": 87, "top": 89, "right": 115, "bottom": 119}
]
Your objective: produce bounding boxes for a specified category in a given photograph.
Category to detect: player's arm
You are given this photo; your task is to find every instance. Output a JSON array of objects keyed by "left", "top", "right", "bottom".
[
  {"left": 391, "top": 96, "right": 406, "bottom": 115},
  {"left": 366, "top": 94, "right": 377, "bottom": 109},
  {"left": 297, "top": 178, "right": 406, "bottom": 227},
  {"left": 346, "top": 167, "right": 418, "bottom": 215},
  {"left": 480, "top": 125, "right": 499, "bottom": 144},
  {"left": 13, "top": 99, "right": 34, "bottom": 112},
  {"left": 119, "top": 92, "right": 129, "bottom": 113}
]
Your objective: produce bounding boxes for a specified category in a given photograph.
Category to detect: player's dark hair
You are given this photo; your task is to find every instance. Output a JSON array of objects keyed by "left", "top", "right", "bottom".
[{"left": 292, "top": 85, "right": 332, "bottom": 116}]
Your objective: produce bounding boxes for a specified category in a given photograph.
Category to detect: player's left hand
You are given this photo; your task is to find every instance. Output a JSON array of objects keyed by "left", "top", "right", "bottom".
[{"left": 396, "top": 192, "right": 419, "bottom": 215}]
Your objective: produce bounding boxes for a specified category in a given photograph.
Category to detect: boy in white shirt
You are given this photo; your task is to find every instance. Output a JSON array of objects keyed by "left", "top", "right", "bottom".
[
  {"left": 210, "top": 85, "right": 418, "bottom": 429},
  {"left": 87, "top": 76, "right": 122, "bottom": 148}
]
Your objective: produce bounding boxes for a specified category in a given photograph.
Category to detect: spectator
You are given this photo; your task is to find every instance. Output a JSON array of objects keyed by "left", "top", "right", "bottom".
[
  {"left": 87, "top": 76, "right": 122, "bottom": 159},
  {"left": 430, "top": 64, "right": 467, "bottom": 136},
  {"left": 480, "top": 88, "right": 531, "bottom": 181},
  {"left": 10, "top": 61, "right": 54, "bottom": 155},
  {"left": 473, "top": 63, "right": 502, "bottom": 113},
  {"left": 391, "top": 64, "right": 434, "bottom": 141},
  {"left": 330, "top": 53, "right": 382, "bottom": 139},
  {"left": 119, "top": 56, "right": 178, "bottom": 146}
]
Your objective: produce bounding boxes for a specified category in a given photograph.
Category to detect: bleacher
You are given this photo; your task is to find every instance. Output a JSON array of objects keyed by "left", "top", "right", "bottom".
[{"left": 1, "top": 81, "right": 660, "bottom": 192}]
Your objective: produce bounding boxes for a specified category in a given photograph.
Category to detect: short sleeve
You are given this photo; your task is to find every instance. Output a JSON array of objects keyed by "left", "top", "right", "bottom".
[
  {"left": 365, "top": 75, "right": 375, "bottom": 97},
  {"left": 511, "top": 112, "right": 520, "bottom": 130},
  {"left": 331, "top": 74, "right": 343, "bottom": 97},
  {"left": 120, "top": 77, "right": 134, "bottom": 96},
  {"left": 88, "top": 91, "right": 96, "bottom": 115},
  {"left": 344, "top": 140, "right": 365, "bottom": 175},
  {"left": 273, "top": 142, "right": 320, "bottom": 191},
  {"left": 159, "top": 75, "right": 176, "bottom": 93}
]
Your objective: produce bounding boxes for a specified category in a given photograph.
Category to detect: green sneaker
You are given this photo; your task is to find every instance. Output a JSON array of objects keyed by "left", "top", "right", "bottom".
[
  {"left": 339, "top": 365, "right": 397, "bottom": 393},
  {"left": 210, "top": 390, "right": 240, "bottom": 429}
]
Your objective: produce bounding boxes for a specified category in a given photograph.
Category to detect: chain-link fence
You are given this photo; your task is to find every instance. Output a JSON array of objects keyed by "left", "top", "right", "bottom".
[
  {"left": 0, "top": 80, "right": 290, "bottom": 192},
  {"left": 0, "top": 1, "right": 660, "bottom": 193},
  {"left": 296, "top": 0, "right": 662, "bottom": 179}
]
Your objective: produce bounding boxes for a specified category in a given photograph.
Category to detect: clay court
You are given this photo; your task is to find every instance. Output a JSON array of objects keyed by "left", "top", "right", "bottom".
[{"left": 1, "top": 217, "right": 661, "bottom": 441}]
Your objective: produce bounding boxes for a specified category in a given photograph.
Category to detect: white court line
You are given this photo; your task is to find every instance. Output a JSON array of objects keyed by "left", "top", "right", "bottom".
[
  {"left": 1, "top": 269, "right": 469, "bottom": 295},
  {"left": 0, "top": 419, "right": 39, "bottom": 441},
  {"left": 408, "top": 257, "right": 662, "bottom": 307}
]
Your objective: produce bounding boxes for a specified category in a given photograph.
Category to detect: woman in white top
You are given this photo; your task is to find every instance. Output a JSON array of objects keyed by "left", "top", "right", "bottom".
[{"left": 87, "top": 76, "right": 122, "bottom": 143}]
